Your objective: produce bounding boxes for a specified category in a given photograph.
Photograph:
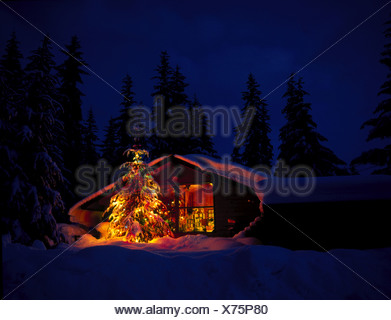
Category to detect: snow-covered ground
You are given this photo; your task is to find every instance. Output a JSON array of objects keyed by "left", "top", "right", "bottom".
[{"left": 3, "top": 231, "right": 391, "bottom": 299}]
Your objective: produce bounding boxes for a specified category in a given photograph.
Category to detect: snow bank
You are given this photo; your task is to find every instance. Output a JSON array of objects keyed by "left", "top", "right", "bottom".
[
  {"left": 3, "top": 234, "right": 391, "bottom": 299},
  {"left": 234, "top": 216, "right": 262, "bottom": 239},
  {"left": 72, "top": 230, "right": 260, "bottom": 251},
  {"left": 58, "top": 223, "right": 86, "bottom": 244}
]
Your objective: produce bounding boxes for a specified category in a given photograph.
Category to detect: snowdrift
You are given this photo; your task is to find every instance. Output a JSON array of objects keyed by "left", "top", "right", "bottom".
[{"left": 3, "top": 234, "right": 391, "bottom": 299}]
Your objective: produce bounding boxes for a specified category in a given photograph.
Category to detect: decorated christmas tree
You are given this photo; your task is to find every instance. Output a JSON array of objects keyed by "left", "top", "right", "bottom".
[{"left": 103, "top": 148, "right": 173, "bottom": 242}]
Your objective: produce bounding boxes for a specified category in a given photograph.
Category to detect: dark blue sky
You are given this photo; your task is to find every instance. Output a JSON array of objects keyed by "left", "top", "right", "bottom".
[{"left": 1, "top": 0, "right": 389, "bottom": 166}]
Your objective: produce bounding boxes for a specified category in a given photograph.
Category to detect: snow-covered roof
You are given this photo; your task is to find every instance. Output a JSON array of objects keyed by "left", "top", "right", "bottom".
[
  {"left": 68, "top": 178, "right": 117, "bottom": 218},
  {"left": 150, "top": 154, "right": 266, "bottom": 199}
]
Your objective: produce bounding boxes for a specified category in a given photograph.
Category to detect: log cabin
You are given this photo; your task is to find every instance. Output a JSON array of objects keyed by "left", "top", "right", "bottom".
[{"left": 69, "top": 154, "right": 265, "bottom": 237}]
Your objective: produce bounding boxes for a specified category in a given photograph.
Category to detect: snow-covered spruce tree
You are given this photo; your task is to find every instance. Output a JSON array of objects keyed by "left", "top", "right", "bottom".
[
  {"left": 101, "top": 116, "right": 119, "bottom": 165},
  {"left": 103, "top": 149, "right": 173, "bottom": 242},
  {"left": 232, "top": 73, "right": 273, "bottom": 168},
  {"left": 189, "top": 94, "right": 217, "bottom": 157},
  {"left": 0, "top": 33, "right": 26, "bottom": 237},
  {"left": 115, "top": 74, "right": 138, "bottom": 166},
  {"left": 17, "top": 36, "right": 65, "bottom": 246},
  {"left": 82, "top": 107, "right": 100, "bottom": 165},
  {"left": 277, "top": 75, "right": 348, "bottom": 176},
  {"left": 351, "top": 16, "right": 391, "bottom": 174},
  {"left": 57, "top": 36, "right": 88, "bottom": 198}
]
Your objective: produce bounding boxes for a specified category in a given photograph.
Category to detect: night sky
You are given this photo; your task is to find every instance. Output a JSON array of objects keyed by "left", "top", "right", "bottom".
[{"left": 1, "top": 0, "right": 389, "bottom": 167}]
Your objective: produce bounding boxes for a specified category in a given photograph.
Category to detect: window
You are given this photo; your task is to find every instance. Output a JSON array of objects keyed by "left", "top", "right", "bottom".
[{"left": 178, "top": 183, "right": 214, "bottom": 233}]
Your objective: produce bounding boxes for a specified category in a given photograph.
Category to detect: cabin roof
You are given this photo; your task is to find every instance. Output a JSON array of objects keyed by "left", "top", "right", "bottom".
[{"left": 150, "top": 154, "right": 265, "bottom": 195}]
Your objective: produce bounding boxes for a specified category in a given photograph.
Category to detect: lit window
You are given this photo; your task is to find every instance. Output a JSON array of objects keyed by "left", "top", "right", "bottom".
[{"left": 178, "top": 183, "right": 214, "bottom": 232}]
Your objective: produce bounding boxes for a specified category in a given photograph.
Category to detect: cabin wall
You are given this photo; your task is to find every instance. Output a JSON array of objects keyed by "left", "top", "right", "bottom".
[{"left": 213, "top": 178, "right": 261, "bottom": 237}]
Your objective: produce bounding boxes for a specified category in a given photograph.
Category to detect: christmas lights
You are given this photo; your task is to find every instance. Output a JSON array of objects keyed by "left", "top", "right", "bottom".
[{"left": 103, "top": 149, "right": 173, "bottom": 243}]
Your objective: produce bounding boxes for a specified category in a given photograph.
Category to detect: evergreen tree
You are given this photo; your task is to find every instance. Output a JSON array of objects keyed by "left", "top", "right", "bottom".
[
  {"left": 82, "top": 107, "right": 100, "bottom": 165},
  {"left": 0, "top": 32, "right": 24, "bottom": 91},
  {"left": 190, "top": 94, "right": 217, "bottom": 157},
  {"left": 278, "top": 75, "right": 348, "bottom": 176},
  {"left": 57, "top": 36, "right": 88, "bottom": 197},
  {"left": 115, "top": 74, "right": 137, "bottom": 165},
  {"left": 101, "top": 116, "right": 119, "bottom": 165},
  {"left": 232, "top": 74, "right": 273, "bottom": 167},
  {"left": 149, "top": 51, "right": 173, "bottom": 159},
  {"left": 152, "top": 58, "right": 216, "bottom": 158},
  {"left": 0, "top": 33, "right": 26, "bottom": 237},
  {"left": 231, "top": 144, "right": 242, "bottom": 164},
  {"left": 103, "top": 149, "right": 173, "bottom": 243},
  {"left": 170, "top": 65, "right": 189, "bottom": 107},
  {"left": 152, "top": 50, "right": 173, "bottom": 102},
  {"left": 14, "top": 36, "right": 65, "bottom": 246},
  {"left": 352, "top": 15, "right": 391, "bottom": 174},
  {"left": 167, "top": 65, "right": 192, "bottom": 155}
]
